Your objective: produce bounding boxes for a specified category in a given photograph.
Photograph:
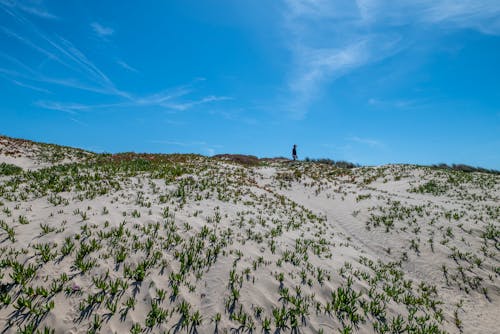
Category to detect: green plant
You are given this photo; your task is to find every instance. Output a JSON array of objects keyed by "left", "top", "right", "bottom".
[
  {"left": 0, "top": 219, "right": 15, "bottom": 242},
  {"left": 0, "top": 162, "right": 22, "bottom": 175},
  {"left": 130, "top": 323, "right": 142, "bottom": 334}
]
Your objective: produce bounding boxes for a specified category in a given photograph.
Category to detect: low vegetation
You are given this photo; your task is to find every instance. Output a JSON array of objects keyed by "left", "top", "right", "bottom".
[{"left": 0, "top": 135, "right": 497, "bottom": 333}]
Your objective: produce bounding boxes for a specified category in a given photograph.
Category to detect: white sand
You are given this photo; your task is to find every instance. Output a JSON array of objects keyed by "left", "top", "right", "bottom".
[{"left": 0, "top": 138, "right": 498, "bottom": 333}]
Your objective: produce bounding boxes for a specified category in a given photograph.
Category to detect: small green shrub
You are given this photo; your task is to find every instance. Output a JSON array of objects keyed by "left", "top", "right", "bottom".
[{"left": 0, "top": 163, "right": 22, "bottom": 175}]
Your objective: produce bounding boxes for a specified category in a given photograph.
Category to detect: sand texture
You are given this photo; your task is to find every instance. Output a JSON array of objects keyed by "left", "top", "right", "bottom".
[{"left": 0, "top": 136, "right": 498, "bottom": 333}]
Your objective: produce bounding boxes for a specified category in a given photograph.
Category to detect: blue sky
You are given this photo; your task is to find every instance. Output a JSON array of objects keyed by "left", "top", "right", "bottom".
[{"left": 1, "top": 0, "right": 499, "bottom": 168}]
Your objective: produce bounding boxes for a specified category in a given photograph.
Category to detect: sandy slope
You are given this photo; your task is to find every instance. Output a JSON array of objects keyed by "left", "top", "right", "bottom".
[
  {"left": 0, "top": 138, "right": 498, "bottom": 334},
  {"left": 0, "top": 135, "right": 92, "bottom": 170},
  {"left": 259, "top": 166, "right": 499, "bottom": 333}
]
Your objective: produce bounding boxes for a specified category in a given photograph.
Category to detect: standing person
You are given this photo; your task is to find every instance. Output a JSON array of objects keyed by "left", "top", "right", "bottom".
[{"left": 292, "top": 144, "right": 298, "bottom": 161}]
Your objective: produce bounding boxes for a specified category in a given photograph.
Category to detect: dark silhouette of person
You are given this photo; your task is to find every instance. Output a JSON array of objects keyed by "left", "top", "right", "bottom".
[{"left": 292, "top": 144, "right": 297, "bottom": 161}]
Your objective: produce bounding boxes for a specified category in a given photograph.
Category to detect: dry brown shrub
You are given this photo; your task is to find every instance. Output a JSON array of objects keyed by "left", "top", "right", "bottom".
[{"left": 212, "top": 154, "right": 261, "bottom": 166}]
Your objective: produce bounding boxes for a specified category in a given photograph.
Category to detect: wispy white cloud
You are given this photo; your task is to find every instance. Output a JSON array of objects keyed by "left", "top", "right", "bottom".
[
  {"left": 9, "top": 78, "right": 51, "bottom": 93},
  {"left": 281, "top": 0, "right": 500, "bottom": 118},
  {"left": 45, "top": 35, "right": 126, "bottom": 96},
  {"left": 133, "top": 87, "right": 192, "bottom": 106},
  {"left": 0, "top": 0, "right": 57, "bottom": 19},
  {"left": 208, "top": 108, "right": 257, "bottom": 125},
  {"left": 0, "top": 10, "right": 126, "bottom": 97},
  {"left": 0, "top": 61, "right": 51, "bottom": 93},
  {"left": 347, "top": 136, "right": 384, "bottom": 148},
  {"left": 355, "top": 0, "right": 500, "bottom": 35},
  {"left": 0, "top": 26, "right": 64, "bottom": 64},
  {"left": 0, "top": 62, "right": 122, "bottom": 96},
  {"left": 90, "top": 22, "right": 114, "bottom": 38},
  {"left": 289, "top": 41, "right": 366, "bottom": 97},
  {"left": 285, "top": 34, "right": 403, "bottom": 118},
  {"left": 35, "top": 101, "right": 124, "bottom": 114},
  {"left": 164, "top": 96, "right": 232, "bottom": 111},
  {"left": 35, "top": 101, "right": 93, "bottom": 114},
  {"left": 16, "top": 4, "right": 56, "bottom": 19},
  {"left": 69, "top": 117, "right": 88, "bottom": 126},
  {"left": 0, "top": 4, "right": 232, "bottom": 119},
  {"left": 36, "top": 92, "right": 231, "bottom": 115},
  {"left": 116, "top": 60, "right": 139, "bottom": 73},
  {"left": 368, "top": 98, "right": 423, "bottom": 109},
  {"left": 282, "top": 0, "right": 401, "bottom": 118}
]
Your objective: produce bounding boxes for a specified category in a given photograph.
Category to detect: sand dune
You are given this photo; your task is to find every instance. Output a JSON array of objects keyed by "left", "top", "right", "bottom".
[{"left": 0, "top": 136, "right": 498, "bottom": 333}]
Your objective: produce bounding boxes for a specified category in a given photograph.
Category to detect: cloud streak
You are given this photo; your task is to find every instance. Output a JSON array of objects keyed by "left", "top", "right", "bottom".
[
  {"left": 0, "top": 9, "right": 126, "bottom": 97},
  {"left": 9, "top": 78, "right": 52, "bottom": 93},
  {"left": 90, "top": 22, "right": 114, "bottom": 38},
  {"left": 0, "top": 5, "right": 231, "bottom": 116},
  {"left": 356, "top": 0, "right": 500, "bottom": 34},
  {"left": 348, "top": 136, "right": 384, "bottom": 148},
  {"left": 34, "top": 101, "right": 123, "bottom": 114},
  {"left": 164, "top": 96, "right": 232, "bottom": 111},
  {"left": 281, "top": 0, "right": 500, "bottom": 118},
  {"left": 0, "top": 0, "right": 57, "bottom": 19},
  {"left": 367, "top": 98, "right": 425, "bottom": 109},
  {"left": 116, "top": 60, "right": 139, "bottom": 73},
  {"left": 36, "top": 92, "right": 231, "bottom": 115}
]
